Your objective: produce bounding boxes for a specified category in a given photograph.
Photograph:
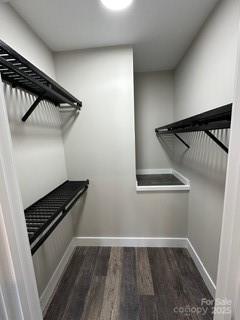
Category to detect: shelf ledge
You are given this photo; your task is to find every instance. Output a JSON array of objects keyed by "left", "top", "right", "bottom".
[
  {"left": 155, "top": 104, "right": 232, "bottom": 153},
  {"left": 136, "top": 169, "right": 190, "bottom": 192},
  {"left": 0, "top": 40, "right": 82, "bottom": 121},
  {"left": 24, "top": 180, "right": 89, "bottom": 255}
]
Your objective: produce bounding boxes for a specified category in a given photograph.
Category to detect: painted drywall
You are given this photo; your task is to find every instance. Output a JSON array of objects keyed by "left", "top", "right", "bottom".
[
  {"left": 134, "top": 71, "right": 174, "bottom": 170},
  {"left": 0, "top": 3, "right": 55, "bottom": 77},
  {"left": 173, "top": 0, "right": 239, "bottom": 284},
  {"left": 54, "top": 47, "right": 188, "bottom": 239},
  {"left": 0, "top": 3, "right": 72, "bottom": 298},
  {"left": 174, "top": 0, "right": 238, "bottom": 120}
]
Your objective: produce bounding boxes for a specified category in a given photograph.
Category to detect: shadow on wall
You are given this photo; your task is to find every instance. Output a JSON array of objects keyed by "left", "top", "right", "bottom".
[
  {"left": 157, "top": 129, "right": 229, "bottom": 185},
  {"left": 70, "top": 193, "right": 88, "bottom": 235},
  {"left": 157, "top": 134, "right": 177, "bottom": 161},
  {"left": 3, "top": 83, "right": 78, "bottom": 131},
  {"left": 32, "top": 211, "right": 75, "bottom": 295},
  {"left": 32, "top": 194, "right": 88, "bottom": 296},
  {"left": 61, "top": 110, "right": 79, "bottom": 136}
]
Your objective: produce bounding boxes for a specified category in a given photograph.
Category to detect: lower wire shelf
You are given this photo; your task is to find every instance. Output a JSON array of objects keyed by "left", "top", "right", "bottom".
[{"left": 24, "top": 180, "right": 89, "bottom": 255}]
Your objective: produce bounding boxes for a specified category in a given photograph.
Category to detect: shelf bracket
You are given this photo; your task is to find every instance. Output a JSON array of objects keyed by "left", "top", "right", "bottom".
[
  {"left": 174, "top": 133, "right": 190, "bottom": 149},
  {"left": 22, "top": 94, "right": 44, "bottom": 122},
  {"left": 204, "top": 130, "right": 228, "bottom": 153}
]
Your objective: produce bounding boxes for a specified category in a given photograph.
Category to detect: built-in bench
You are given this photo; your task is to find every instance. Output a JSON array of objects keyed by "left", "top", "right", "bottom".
[{"left": 136, "top": 169, "right": 190, "bottom": 192}]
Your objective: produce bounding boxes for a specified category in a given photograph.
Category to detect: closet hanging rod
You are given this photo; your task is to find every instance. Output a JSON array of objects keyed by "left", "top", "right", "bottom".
[
  {"left": 0, "top": 56, "right": 79, "bottom": 107},
  {"left": 155, "top": 104, "right": 232, "bottom": 153},
  {"left": 155, "top": 104, "right": 232, "bottom": 133},
  {"left": 0, "top": 39, "right": 82, "bottom": 121}
]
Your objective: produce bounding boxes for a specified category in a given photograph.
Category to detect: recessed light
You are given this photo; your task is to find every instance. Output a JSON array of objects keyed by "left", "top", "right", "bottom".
[{"left": 101, "top": 0, "right": 133, "bottom": 11}]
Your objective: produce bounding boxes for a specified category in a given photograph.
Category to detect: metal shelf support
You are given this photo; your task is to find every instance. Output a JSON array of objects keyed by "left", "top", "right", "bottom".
[
  {"left": 22, "top": 95, "right": 44, "bottom": 122},
  {"left": 174, "top": 133, "right": 190, "bottom": 149}
]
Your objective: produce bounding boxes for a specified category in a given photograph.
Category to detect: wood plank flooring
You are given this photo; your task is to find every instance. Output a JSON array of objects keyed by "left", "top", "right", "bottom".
[{"left": 44, "top": 247, "right": 214, "bottom": 320}]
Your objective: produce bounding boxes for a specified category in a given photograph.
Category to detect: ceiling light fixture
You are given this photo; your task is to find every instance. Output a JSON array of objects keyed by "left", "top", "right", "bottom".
[{"left": 101, "top": 0, "right": 133, "bottom": 11}]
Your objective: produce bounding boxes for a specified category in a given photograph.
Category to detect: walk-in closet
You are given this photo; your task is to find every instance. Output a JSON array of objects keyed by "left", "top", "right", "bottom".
[{"left": 0, "top": 0, "right": 240, "bottom": 319}]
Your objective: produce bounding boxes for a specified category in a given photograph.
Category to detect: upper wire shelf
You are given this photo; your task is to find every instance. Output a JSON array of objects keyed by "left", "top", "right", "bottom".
[
  {"left": 0, "top": 39, "right": 82, "bottom": 121},
  {"left": 155, "top": 104, "right": 232, "bottom": 153}
]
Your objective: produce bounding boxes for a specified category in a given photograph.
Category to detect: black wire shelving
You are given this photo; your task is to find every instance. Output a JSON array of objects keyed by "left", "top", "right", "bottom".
[
  {"left": 155, "top": 104, "right": 232, "bottom": 153},
  {"left": 0, "top": 39, "right": 82, "bottom": 121},
  {"left": 25, "top": 180, "right": 89, "bottom": 255}
]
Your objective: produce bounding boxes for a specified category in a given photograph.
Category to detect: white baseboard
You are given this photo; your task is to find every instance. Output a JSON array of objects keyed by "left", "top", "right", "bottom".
[
  {"left": 40, "top": 236, "right": 216, "bottom": 311},
  {"left": 187, "top": 239, "right": 216, "bottom": 297},
  {"left": 136, "top": 183, "right": 190, "bottom": 192},
  {"left": 73, "top": 236, "right": 188, "bottom": 248},
  {"left": 40, "top": 239, "right": 75, "bottom": 312}
]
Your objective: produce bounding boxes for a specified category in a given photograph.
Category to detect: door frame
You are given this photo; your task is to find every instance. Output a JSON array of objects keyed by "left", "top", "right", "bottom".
[
  {"left": 214, "top": 13, "right": 240, "bottom": 320},
  {"left": 0, "top": 77, "right": 42, "bottom": 320}
]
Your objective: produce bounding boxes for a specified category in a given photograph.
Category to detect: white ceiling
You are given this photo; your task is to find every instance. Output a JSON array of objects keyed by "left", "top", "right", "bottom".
[{"left": 9, "top": 0, "right": 219, "bottom": 72}]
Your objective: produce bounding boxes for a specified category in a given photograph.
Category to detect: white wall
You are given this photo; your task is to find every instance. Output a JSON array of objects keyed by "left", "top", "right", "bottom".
[
  {"left": 174, "top": 0, "right": 239, "bottom": 284},
  {"left": 0, "top": 3, "right": 72, "bottom": 298},
  {"left": 0, "top": 3, "right": 67, "bottom": 207},
  {"left": 174, "top": 0, "right": 238, "bottom": 120},
  {"left": 134, "top": 71, "right": 174, "bottom": 170},
  {"left": 0, "top": 3, "right": 55, "bottom": 78},
  {"left": 55, "top": 46, "right": 188, "bottom": 239}
]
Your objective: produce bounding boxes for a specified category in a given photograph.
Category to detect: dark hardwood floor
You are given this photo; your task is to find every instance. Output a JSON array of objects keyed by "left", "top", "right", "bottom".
[{"left": 44, "top": 247, "right": 214, "bottom": 320}]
